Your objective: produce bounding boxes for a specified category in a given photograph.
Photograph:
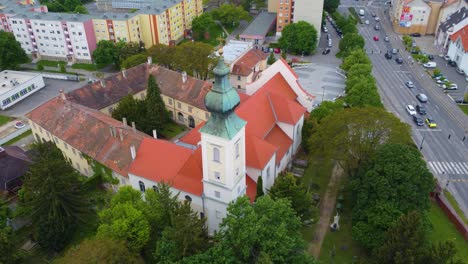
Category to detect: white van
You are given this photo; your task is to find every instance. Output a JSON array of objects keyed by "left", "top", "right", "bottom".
[{"left": 423, "top": 62, "right": 437, "bottom": 68}]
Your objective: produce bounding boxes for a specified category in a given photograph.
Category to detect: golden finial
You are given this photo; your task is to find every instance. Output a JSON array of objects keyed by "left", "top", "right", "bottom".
[{"left": 218, "top": 47, "right": 224, "bottom": 55}]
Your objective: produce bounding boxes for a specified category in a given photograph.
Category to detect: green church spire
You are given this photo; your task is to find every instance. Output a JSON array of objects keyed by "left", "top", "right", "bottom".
[{"left": 200, "top": 50, "right": 246, "bottom": 139}]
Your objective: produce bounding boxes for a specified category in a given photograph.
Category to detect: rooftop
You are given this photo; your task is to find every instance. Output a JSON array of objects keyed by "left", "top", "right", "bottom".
[
  {"left": 218, "top": 40, "right": 253, "bottom": 64},
  {"left": 0, "top": 70, "right": 41, "bottom": 96},
  {"left": 231, "top": 49, "right": 268, "bottom": 76},
  {"left": 0, "top": 146, "right": 32, "bottom": 191},
  {"left": 240, "top": 12, "right": 276, "bottom": 38},
  {"left": 450, "top": 25, "right": 468, "bottom": 51},
  {"left": 439, "top": 6, "right": 468, "bottom": 33}
]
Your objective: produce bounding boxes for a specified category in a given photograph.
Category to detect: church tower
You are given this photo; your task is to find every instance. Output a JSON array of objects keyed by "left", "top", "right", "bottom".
[{"left": 200, "top": 50, "right": 247, "bottom": 234}]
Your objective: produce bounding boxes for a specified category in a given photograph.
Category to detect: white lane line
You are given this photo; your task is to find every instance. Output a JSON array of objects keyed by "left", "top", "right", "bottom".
[
  {"left": 453, "top": 163, "right": 466, "bottom": 174},
  {"left": 433, "top": 162, "right": 443, "bottom": 174},
  {"left": 460, "top": 163, "right": 468, "bottom": 174},
  {"left": 441, "top": 162, "right": 453, "bottom": 174},
  {"left": 416, "top": 129, "right": 442, "bottom": 132},
  {"left": 450, "top": 162, "right": 461, "bottom": 174},
  {"left": 429, "top": 162, "right": 440, "bottom": 174}
]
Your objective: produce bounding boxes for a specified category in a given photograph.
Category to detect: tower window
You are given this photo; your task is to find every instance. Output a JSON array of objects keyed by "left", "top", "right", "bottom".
[
  {"left": 266, "top": 166, "right": 271, "bottom": 179},
  {"left": 215, "top": 191, "right": 220, "bottom": 198},
  {"left": 215, "top": 171, "right": 221, "bottom": 180},
  {"left": 138, "top": 181, "right": 145, "bottom": 192},
  {"left": 235, "top": 143, "right": 240, "bottom": 158},
  {"left": 213, "top": 147, "right": 220, "bottom": 162}
]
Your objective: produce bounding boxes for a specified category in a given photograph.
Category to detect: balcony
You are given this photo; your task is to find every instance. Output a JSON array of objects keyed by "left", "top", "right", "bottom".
[
  {"left": 68, "top": 44, "right": 72, "bottom": 48},
  {"left": 66, "top": 38, "right": 70, "bottom": 41},
  {"left": 64, "top": 30, "right": 69, "bottom": 35}
]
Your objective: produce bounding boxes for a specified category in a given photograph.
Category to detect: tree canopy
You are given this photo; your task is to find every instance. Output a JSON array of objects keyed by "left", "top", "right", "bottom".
[
  {"left": 191, "top": 13, "right": 217, "bottom": 39},
  {"left": 324, "top": 0, "right": 340, "bottom": 13},
  {"left": 341, "top": 49, "right": 371, "bottom": 71},
  {"left": 338, "top": 33, "right": 365, "bottom": 58},
  {"left": 345, "top": 77, "right": 382, "bottom": 108},
  {"left": 279, "top": 21, "right": 318, "bottom": 55},
  {"left": 211, "top": 4, "right": 250, "bottom": 27},
  {"left": 0, "top": 31, "right": 29, "bottom": 70},
  {"left": 20, "top": 142, "right": 90, "bottom": 251},
  {"left": 308, "top": 107, "right": 412, "bottom": 177},
  {"left": 92, "top": 40, "right": 138, "bottom": 68}
]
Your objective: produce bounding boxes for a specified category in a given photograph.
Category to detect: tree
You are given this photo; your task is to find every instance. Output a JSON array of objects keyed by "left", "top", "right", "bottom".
[
  {"left": 147, "top": 44, "right": 177, "bottom": 69},
  {"left": 347, "top": 63, "right": 372, "bottom": 78},
  {"left": 175, "top": 42, "right": 216, "bottom": 80},
  {"left": 73, "top": 5, "right": 89, "bottom": 14},
  {"left": 308, "top": 107, "right": 412, "bottom": 177},
  {"left": 121, "top": 53, "right": 148, "bottom": 69},
  {"left": 422, "top": 241, "right": 465, "bottom": 264},
  {"left": 110, "top": 186, "right": 144, "bottom": 208},
  {"left": 338, "top": 33, "right": 365, "bottom": 58},
  {"left": 269, "top": 172, "right": 314, "bottom": 221},
  {"left": 120, "top": 42, "right": 144, "bottom": 63},
  {"left": 20, "top": 142, "right": 90, "bottom": 251},
  {"left": 46, "top": 2, "right": 66, "bottom": 12},
  {"left": 111, "top": 95, "right": 147, "bottom": 132},
  {"left": 191, "top": 13, "right": 216, "bottom": 39},
  {"left": 279, "top": 21, "right": 318, "bottom": 55},
  {"left": 93, "top": 40, "right": 117, "bottom": 67},
  {"left": 309, "top": 100, "right": 343, "bottom": 123},
  {"left": 324, "top": 0, "right": 340, "bottom": 13},
  {"left": 341, "top": 21, "right": 358, "bottom": 35},
  {"left": 0, "top": 227, "right": 22, "bottom": 264},
  {"left": 97, "top": 203, "right": 150, "bottom": 252},
  {"left": 345, "top": 78, "right": 382, "bottom": 108},
  {"left": 255, "top": 176, "right": 264, "bottom": 200},
  {"left": 56, "top": 236, "right": 144, "bottom": 264},
  {"left": 211, "top": 4, "right": 250, "bottom": 27},
  {"left": 145, "top": 75, "right": 169, "bottom": 134},
  {"left": 267, "top": 53, "right": 276, "bottom": 65},
  {"left": 216, "top": 196, "right": 317, "bottom": 263},
  {"left": 341, "top": 49, "right": 371, "bottom": 71},
  {"left": 0, "top": 31, "right": 29, "bottom": 70},
  {"left": 351, "top": 144, "right": 434, "bottom": 250},
  {"left": 63, "top": 0, "right": 80, "bottom": 11}
]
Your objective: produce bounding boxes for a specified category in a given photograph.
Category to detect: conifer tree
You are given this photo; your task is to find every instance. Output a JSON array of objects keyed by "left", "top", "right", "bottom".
[
  {"left": 145, "top": 75, "right": 168, "bottom": 135},
  {"left": 255, "top": 176, "right": 264, "bottom": 201}
]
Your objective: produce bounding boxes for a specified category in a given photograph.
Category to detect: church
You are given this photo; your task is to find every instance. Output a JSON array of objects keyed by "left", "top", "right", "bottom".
[{"left": 26, "top": 51, "right": 315, "bottom": 234}]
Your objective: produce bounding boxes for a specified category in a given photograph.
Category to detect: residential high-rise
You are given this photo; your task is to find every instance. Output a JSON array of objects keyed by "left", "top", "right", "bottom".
[{"left": 271, "top": 0, "right": 324, "bottom": 36}]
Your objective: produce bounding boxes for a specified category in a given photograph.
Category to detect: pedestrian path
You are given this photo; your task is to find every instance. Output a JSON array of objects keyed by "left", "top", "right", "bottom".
[{"left": 428, "top": 161, "right": 468, "bottom": 175}]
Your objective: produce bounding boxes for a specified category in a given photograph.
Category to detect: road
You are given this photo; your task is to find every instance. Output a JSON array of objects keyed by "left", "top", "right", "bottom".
[{"left": 341, "top": 0, "right": 468, "bottom": 216}]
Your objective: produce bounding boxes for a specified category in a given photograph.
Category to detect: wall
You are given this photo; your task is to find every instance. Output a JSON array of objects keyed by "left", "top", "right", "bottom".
[
  {"left": 0, "top": 75, "right": 45, "bottom": 110},
  {"left": 426, "top": 1, "right": 442, "bottom": 35},
  {"left": 293, "top": 0, "right": 323, "bottom": 39}
]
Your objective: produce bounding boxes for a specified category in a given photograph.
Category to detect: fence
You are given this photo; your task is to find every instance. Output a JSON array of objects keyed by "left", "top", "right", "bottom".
[{"left": 430, "top": 189, "right": 468, "bottom": 240}]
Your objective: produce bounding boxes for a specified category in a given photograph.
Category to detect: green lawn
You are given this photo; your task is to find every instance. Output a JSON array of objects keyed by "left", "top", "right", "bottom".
[
  {"left": 458, "top": 104, "right": 468, "bottom": 115},
  {"left": 427, "top": 202, "right": 468, "bottom": 261},
  {"left": 444, "top": 190, "right": 468, "bottom": 225},
  {"left": 318, "top": 178, "right": 366, "bottom": 263},
  {"left": 37, "top": 60, "right": 66, "bottom": 67},
  {"left": 4, "top": 130, "right": 32, "bottom": 146},
  {"left": 0, "top": 114, "right": 11, "bottom": 126},
  {"left": 160, "top": 121, "right": 185, "bottom": 139},
  {"left": 71, "top": 63, "right": 98, "bottom": 71}
]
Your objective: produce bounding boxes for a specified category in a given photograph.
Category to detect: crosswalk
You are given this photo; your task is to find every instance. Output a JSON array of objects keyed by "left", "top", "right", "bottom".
[{"left": 428, "top": 161, "right": 468, "bottom": 175}]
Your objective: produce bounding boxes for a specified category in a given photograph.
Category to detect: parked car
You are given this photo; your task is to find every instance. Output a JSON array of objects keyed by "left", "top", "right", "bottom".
[
  {"left": 327, "top": 33, "right": 331, "bottom": 40},
  {"left": 448, "top": 60, "right": 457, "bottom": 67},
  {"left": 455, "top": 98, "right": 467, "bottom": 104},
  {"left": 425, "top": 118, "right": 437, "bottom": 128},
  {"left": 436, "top": 78, "right": 448, "bottom": 84},
  {"left": 406, "top": 105, "right": 417, "bottom": 116},
  {"left": 274, "top": 48, "right": 281, "bottom": 53},
  {"left": 373, "top": 36, "right": 379, "bottom": 41},
  {"left": 443, "top": 55, "right": 451, "bottom": 61},
  {"left": 323, "top": 26, "right": 328, "bottom": 33},
  {"left": 365, "top": 20, "right": 370, "bottom": 25},
  {"left": 384, "top": 36, "right": 390, "bottom": 42},
  {"left": 416, "top": 93, "right": 428, "bottom": 103},
  {"left": 413, "top": 116, "right": 424, "bottom": 126},
  {"left": 416, "top": 105, "right": 426, "bottom": 115},
  {"left": 444, "top": 83, "right": 458, "bottom": 90},
  {"left": 423, "top": 62, "right": 437, "bottom": 68},
  {"left": 456, "top": 67, "right": 465, "bottom": 75},
  {"left": 374, "top": 24, "right": 380, "bottom": 30},
  {"left": 427, "top": 54, "right": 434, "bottom": 60},
  {"left": 14, "top": 121, "right": 25, "bottom": 129},
  {"left": 412, "top": 41, "right": 417, "bottom": 47},
  {"left": 405, "top": 81, "right": 415, "bottom": 88},
  {"left": 395, "top": 57, "right": 403, "bottom": 64},
  {"left": 391, "top": 48, "right": 398, "bottom": 54},
  {"left": 385, "top": 52, "right": 393, "bottom": 59},
  {"left": 322, "top": 48, "right": 331, "bottom": 55},
  {"left": 375, "top": 17, "right": 380, "bottom": 22},
  {"left": 410, "top": 33, "right": 421, "bottom": 37},
  {"left": 372, "top": 12, "right": 377, "bottom": 17}
]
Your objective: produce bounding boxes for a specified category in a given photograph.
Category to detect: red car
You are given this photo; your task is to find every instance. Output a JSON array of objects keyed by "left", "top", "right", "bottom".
[
  {"left": 373, "top": 36, "right": 379, "bottom": 41},
  {"left": 274, "top": 48, "right": 281, "bottom": 54}
]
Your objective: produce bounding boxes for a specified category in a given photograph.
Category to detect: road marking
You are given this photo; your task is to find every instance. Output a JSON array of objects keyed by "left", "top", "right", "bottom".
[
  {"left": 428, "top": 161, "right": 468, "bottom": 175},
  {"left": 432, "top": 162, "right": 443, "bottom": 174},
  {"left": 451, "top": 162, "right": 461, "bottom": 174},
  {"left": 416, "top": 129, "right": 442, "bottom": 132},
  {"left": 442, "top": 162, "right": 452, "bottom": 173},
  {"left": 429, "top": 162, "right": 439, "bottom": 173},
  {"left": 460, "top": 163, "right": 468, "bottom": 174}
]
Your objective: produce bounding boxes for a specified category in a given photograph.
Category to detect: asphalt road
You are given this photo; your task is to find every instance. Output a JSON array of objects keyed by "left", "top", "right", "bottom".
[{"left": 341, "top": 0, "right": 468, "bottom": 217}]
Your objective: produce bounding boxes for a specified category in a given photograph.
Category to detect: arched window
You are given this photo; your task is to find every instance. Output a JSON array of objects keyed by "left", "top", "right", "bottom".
[
  {"left": 213, "top": 147, "right": 220, "bottom": 162},
  {"left": 188, "top": 116, "right": 195, "bottom": 128},
  {"left": 178, "top": 112, "right": 184, "bottom": 122},
  {"left": 152, "top": 185, "right": 158, "bottom": 192},
  {"left": 185, "top": 195, "right": 192, "bottom": 202},
  {"left": 138, "top": 181, "right": 145, "bottom": 192}
]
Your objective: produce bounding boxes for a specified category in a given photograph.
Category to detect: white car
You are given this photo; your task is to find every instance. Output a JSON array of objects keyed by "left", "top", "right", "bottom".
[
  {"left": 405, "top": 81, "right": 414, "bottom": 88},
  {"left": 406, "top": 105, "right": 417, "bottom": 116},
  {"left": 375, "top": 17, "right": 380, "bottom": 22},
  {"left": 444, "top": 55, "right": 451, "bottom": 61},
  {"left": 423, "top": 62, "right": 437, "bottom": 68},
  {"left": 14, "top": 121, "right": 26, "bottom": 129},
  {"left": 365, "top": 20, "right": 370, "bottom": 25}
]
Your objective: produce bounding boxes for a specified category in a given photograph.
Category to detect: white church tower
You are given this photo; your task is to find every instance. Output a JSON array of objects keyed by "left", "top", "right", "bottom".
[{"left": 200, "top": 49, "right": 247, "bottom": 235}]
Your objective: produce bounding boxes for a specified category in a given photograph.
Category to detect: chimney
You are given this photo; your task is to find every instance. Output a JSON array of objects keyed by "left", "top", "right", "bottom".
[
  {"left": 131, "top": 121, "right": 136, "bottom": 132},
  {"left": 147, "top": 56, "right": 152, "bottom": 65},
  {"left": 59, "top": 89, "right": 66, "bottom": 100},
  {"left": 119, "top": 128, "right": 124, "bottom": 142},
  {"left": 122, "top": 68, "right": 127, "bottom": 79},
  {"left": 152, "top": 129, "right": 157, "bottom": 139},
  {"left": 100, "top": 79, "right": 106, "bottom": 87},
  {"left": 109, "top": 126, "right": 116, "bottom": 137},
  {"left": 182, "top": 71, "right": 187, "bottom": 83},
  {"left": 130, "top": 145, "right": 136, "bottom": 160},
  {"left": 122, "top": 117, "right": 128, "bottom": 127}
]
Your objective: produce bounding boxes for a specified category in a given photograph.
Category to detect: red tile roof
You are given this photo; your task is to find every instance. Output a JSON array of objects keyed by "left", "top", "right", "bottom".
[
  {"left": 26, "top": 97, "right": 149, "bottom": 176},
  {"left": 246, "top": 175, "right": 257, "bottom": 203},
  {"left": 264, "top": 126, "right": 292, "bottom": 164},
  {"left": 245, "top": 136, "right": 276, "bottom": 169},
  {"left": 269, "top": 92, "right": 306, "bottom": 124},
  {"left": 232, "top": 49, "right": 268, "bottom": 76},
  {"left": 179, "top": 122, "right": 205, "bottom": 146},
  {"left": 129, "top": 138, "right": 203, "bottom": 196},
  {"left": 67, "top": 63, "right": 212, "bottom": 111},
  {"left": 450, "top": 25, "right": 468, "bottom": 52}
]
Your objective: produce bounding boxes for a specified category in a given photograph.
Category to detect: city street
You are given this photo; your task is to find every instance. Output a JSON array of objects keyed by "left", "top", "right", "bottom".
[{"left": 342, "top": 0, "right": 468, "bottom": 216}]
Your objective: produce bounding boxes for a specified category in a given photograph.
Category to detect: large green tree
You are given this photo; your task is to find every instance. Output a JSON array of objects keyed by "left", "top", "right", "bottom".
[
  {"left": 308, "top": 107, "right": 412, "bottom": 177},
  {"left": 338, "top": 33, "right": 365, "bottom": 58},
  {"left": 351, "top": 143, "right": 434, "bottom": 250},
  {"left": 20, "top": 142, "right": 90, "bottom": 251},
  {"left": 147, "top": 44, "right": 177, "bottom": 69},
  {"left": 175, "top": 42, "right": 216, "bottom": 80},
  {"left": 324, "top": 0, "right": 340, "bottom": 13},
  {"left": 111, "top": 94, "right": 147, "bottom": 132},
  {"left": 0, "top": 199, "right": 22, "bottom": 264},
  {"left": 345, "top": 78, "right": 382, "bottom": 108},
  {"left": 120, "top": 42, "right": 144, "bottom": 63},
  {"left": 211, "top": 4, "right": 250, "bottom": 27},
  {"left": 121, "top": 53, "right": 148, "bottom": 69},
  {"left": 341, "top": 49, "right": 371, "bottom": 71},
  {"left": 269, "top": 172, "right": 315, "bottom": 221},
  {"left": 92, "top": 40, "right": 126, "bottom": 68},
  {"left": 0, "top": 31, "right": 29, "bottom": 70},
  {"left": 145, "top": 75, "right": 169, "bottom": 134},
  {"left": 56, "top": 236, "right": 144, "bottom": 264},
  {"left": 191, "top": 13, "right": 217, "bottom": 39},
  {"left": 279, "top": 21, "right": 318, "bottom": 55}
]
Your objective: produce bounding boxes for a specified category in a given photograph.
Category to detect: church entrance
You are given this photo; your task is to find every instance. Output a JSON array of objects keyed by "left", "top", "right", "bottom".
[{"left": 188, "top": 116, "right": 195, "bottom": 128}]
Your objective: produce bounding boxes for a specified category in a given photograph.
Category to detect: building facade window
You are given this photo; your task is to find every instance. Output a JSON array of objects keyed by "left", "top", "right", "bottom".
[
  {"left": 214, "top": 171, "right": 221, "bottom": 180},
  {"left": 185, "top": 195, "right": 192, "bottom": 202},
  {"left": 213, "top": 147, "right": 220, "bottom": 162},
  {"left": 138, "top": 181, "right": 145, "bottom": 192},
  {"left": 235, "top": 142, "right": 239, "bottom": 158},
  {"left": 215, "top": 191, "right": 220, "bottom": 198}
]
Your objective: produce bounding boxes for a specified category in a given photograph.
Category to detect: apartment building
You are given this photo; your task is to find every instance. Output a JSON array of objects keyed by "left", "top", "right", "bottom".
[{"left": 271, "top": 0, "right": 324, "bottom": 37}]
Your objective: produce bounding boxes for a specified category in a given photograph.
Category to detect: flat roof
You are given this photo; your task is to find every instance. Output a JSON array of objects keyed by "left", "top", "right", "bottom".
[
  {"left": 240, "top": 12, "right": 276, "bottom": 38},
  {"left": 0, "top": 70, "right": 41, "bottom": 96},
  {"left": 217, "top": 40, "right": 252, "bottom": 64}
]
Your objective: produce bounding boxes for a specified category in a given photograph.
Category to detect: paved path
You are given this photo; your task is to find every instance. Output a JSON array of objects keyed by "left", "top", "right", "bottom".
[{"left": 308, "top": 165, "right": 344, "bottom": 258}]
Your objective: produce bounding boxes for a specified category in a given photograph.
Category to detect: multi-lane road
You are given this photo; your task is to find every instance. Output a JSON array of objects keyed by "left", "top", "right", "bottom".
[{"left": 340, "top": 0, "right": 468, "bottom": 216}]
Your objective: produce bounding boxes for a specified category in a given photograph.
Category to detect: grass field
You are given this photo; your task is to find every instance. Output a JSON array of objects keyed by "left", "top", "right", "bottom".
[
  {"left": 37, "top": 60, "right": 66, "bottom": 67},
  {"left": 4, "top": 130, "right": 32, "bottom": 146},
  {"left": 0, "top": 115, "right": 11, "bottom": 126},
  {"left": 458, "top": 104, "right": 468, "bottom": 115},
  {"left": 444, "top": 190, "right": 468, "bottom": 225},
  {"left": 160, "top": 121, "right": 185, "bottom": 139},
  {"left": 427, "top": 202, "right": 468, "bottom": 261},
  {"left": 71, "top": 63, "right": 98, "bottom": 71}
]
